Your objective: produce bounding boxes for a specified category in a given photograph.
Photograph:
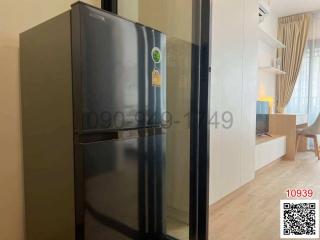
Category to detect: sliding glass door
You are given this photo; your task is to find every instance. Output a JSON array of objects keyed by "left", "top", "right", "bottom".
[{"left": 103, "top": 0, "right": 211, "bottom": 239}]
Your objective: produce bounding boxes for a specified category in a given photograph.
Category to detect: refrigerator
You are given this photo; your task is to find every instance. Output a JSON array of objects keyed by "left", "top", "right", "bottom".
[
  {"left": 20, "top": 2, "right": 166, "bottom": 240},
  {"left": 73, "top": 3, "right": 167, "bottom": 239}
]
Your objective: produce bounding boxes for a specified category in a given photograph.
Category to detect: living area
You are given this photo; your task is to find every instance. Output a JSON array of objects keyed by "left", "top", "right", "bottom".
[{"left": 209, "top": 0, "right": 320, "bottom": 239}]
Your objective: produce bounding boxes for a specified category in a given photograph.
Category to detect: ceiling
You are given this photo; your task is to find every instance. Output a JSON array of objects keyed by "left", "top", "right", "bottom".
[{"left": 272, "top": 0, "right": 320, "bottom": 16}]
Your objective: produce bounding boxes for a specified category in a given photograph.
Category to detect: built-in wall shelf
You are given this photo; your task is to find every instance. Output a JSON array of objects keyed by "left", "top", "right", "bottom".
[
  {"left": 258, "top": 28, "right": 286, "bottom": 49},
  {"left": 259, "top": 66, "right": 286, "bottom": 75}
]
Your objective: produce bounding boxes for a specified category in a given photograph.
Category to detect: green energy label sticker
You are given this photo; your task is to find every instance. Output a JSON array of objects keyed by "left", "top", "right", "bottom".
[{"left": 151, "top": 47, "right": 161, "bottom": 63}]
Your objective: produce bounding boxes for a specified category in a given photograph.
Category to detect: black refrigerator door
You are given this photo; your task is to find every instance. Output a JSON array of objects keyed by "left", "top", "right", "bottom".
[
  {"left": 72, "top": 4, "right": 166, "bottom": 133},
  {"left": 75, "top": 129, "right": 165, "bottom": 240}
]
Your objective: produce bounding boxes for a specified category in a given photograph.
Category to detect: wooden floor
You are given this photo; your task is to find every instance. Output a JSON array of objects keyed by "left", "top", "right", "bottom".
[
  {"left": 209, "top": 152, "right": 320, "bottom": 240},
  {"left": 167, "top": 218, "right": 189, "bottom": 240}
]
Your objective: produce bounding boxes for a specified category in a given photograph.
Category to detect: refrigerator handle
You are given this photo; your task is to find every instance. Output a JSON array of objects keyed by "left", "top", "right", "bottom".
[{"left": 78, "top": 127, "right": 165, "bottom": 143}]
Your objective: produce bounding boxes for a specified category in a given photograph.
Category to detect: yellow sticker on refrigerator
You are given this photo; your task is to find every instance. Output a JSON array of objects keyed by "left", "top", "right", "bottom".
[{"left": 152, "top": 69, "right": 161, "bottom": 87}]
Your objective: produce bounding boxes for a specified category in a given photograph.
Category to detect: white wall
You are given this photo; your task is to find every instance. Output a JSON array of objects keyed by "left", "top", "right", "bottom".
[
  {"left": 118, "top": 0, "right": 139, "bottom": 22},
  {"left": 209, "top": 0, "right": 258, "bottom": 204},
  {"left": 257, "top": 12, "right": 279, "bottom": 99},
  {"left": 0, "top": 1, "right": 100, "bottom": 239}
]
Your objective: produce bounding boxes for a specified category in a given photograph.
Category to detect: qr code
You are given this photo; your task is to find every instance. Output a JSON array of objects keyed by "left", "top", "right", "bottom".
[{"left": 280, "top": 200, "right": 319, "bottom": 239}]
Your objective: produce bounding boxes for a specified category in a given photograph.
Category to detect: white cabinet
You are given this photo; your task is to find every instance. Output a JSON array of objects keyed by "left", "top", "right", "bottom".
[
  {"left": 209, "top": 0, "right": 258, "bottom": 204},
  {"left": 255, "top": 136, "right": 286, "bottom": 170}
]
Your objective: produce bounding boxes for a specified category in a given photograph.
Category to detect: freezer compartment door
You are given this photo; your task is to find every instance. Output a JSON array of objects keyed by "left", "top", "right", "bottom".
[
  {"left": 72, "top": 4, "right": 166, "bottom": 132},
  {"left": 75, "top": 129, "right": 165, "bottom": 239}
]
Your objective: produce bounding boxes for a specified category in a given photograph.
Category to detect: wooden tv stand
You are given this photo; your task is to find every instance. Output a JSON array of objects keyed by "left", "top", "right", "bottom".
[{"left": 255, "top": 135, "right": 286, "bottom": 170}]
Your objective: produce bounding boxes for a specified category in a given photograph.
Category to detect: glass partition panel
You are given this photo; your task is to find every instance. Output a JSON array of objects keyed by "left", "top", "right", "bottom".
[{"left": 118, "top": 1, "right": 194, "bottom": 239}]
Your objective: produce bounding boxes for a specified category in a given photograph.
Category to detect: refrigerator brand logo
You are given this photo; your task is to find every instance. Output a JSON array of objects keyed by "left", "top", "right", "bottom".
[
  {"left": 89, "top": 13, "right": 105, "bottom": 22},
  {"left": 151, "top": 47, "right": 161, "bottom": 63}
]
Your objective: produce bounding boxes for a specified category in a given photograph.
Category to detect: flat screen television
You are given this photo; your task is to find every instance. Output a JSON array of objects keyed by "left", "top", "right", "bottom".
[
  {"left": 256, "top": 101, "right": 269, "bottom": 136},
  {"left": 256, "top": 114, "right": 269, "bottom": 135}
]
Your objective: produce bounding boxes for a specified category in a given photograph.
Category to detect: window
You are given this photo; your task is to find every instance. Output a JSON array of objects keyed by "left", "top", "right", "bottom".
[{"left": 286, "top": 14, "right": 320, "bottom": 129}]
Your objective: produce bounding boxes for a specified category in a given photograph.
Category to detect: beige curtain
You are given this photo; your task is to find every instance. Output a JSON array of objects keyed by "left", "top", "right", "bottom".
[{"left": 276, "top": 13, "right": 311, "bottom": 113}]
